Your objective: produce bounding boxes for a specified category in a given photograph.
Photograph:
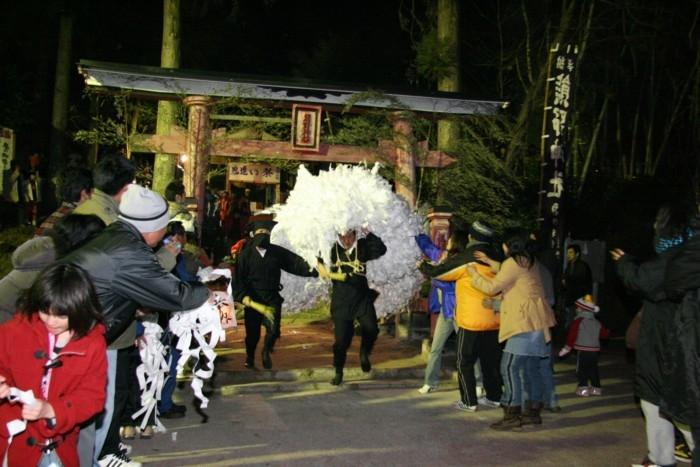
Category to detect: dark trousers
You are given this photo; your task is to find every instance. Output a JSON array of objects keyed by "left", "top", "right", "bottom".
[
  {"left": 332, "top": 311, "right": 378, "bottom": 370},
  {"left": 101, "top": 348, "right": 131, "bottom": 457},
  {"left": 244, "top": 304, "right": 281, "bottom": 361},
  {"left": 456, "top": 328, "right": 503, "bottom": 406},
  {"left": 576, "top": 350, "right": 601, "bottom": 387}
]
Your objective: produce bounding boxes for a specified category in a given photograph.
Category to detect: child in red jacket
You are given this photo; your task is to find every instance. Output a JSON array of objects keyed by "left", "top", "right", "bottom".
[
  {"left": 559, "top": 295, "right": 610, "bottom": 396},
  {"left": 0, "top": 263, "right": 107, "bottom": 467}
]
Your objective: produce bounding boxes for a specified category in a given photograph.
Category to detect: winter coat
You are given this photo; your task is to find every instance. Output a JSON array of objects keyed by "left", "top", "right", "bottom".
[
  {"left": 663, "top": 234, "right": 700, "bottom": 426},
  {"left": 420, "top": 242, "right": 501, "bottom": 332},
  {"left": 563, "top": 259, "right": 593, "bottom": 306},
  {"left": 0, "top": 236, "right": 56, "bottom": 324},
  {"left": 615, "top": 248, "right": 679, "bottom": 406},
  {"left": 565, "top": 311, "right": 610, "bottom": 351},
  {"left": 471, "top": 258, "right": 556, "bottom": 343},
  {"left": 414, "top": 234, "right": 456, "bottom": 319},
  {"left": 0, "top": 314, "right": 107, "bottom": 467},
  {"left": 329, "top": 233, "right": 387, "bottom": 320},
  {"left": 233, "top": 240, "right": 319, "bottom": 308},
  {"left": 59, "top": 220, "right": 209, "bottom": 344}
]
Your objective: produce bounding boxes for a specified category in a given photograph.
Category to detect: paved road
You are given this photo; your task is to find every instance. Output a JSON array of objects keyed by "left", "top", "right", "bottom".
[{"left": 128, "top": 346, "right": 647, "bottom": 467}]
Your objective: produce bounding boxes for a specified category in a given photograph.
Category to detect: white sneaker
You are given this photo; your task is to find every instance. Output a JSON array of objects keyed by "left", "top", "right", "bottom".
[
  {"left": 98, "top": 452, "right": 142, "bottom": 467},
  {"left": 455, "top": 400, "right": 478, "bottom": 412},
  {"left": 418, "top": 384, "right": 436, "bottom": 394},
  {"left": 477, "top": 396, "right": 501, "bottom": 408},
  {"left": 118, "top": 442, "right": 133, "bottom": 456}
]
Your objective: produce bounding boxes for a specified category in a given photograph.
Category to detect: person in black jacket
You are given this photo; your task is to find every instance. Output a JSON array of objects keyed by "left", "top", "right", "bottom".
[
  {"left": 62, "top": 184, "right": 210, "bottom": 467},
  {"left": 233, "top": 219, "right": 319, "bottom": 370},
  {"left": 612, "top": 203, "right": 694, "bottom": 467},
  {"left": 323, "top": 228, "right": 386, "bottom": 386},
  {"left": 562, "top": 244, "right": 593, "bottom": 329},
  {"left": 663, "top": 209, "right": 700, "bottom": 467}
]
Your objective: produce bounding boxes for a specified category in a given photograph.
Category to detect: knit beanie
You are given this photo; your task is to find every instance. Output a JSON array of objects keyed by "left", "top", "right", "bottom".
[
  {"left": 575, "top": 294, "right": 599, "bottom": 313},
  {"left": 118, "top": 184, "right": 170, "bottom": 233},
  {"left": 469, "top": 221, "right": 495, "bottom": 243}
]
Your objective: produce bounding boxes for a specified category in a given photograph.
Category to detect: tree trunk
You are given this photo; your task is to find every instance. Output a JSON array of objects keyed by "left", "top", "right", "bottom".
[
  {"left": 49, "top": 11, "right": 72, "bottom": 177},
  {"left": 436, "top": 0, "right": 460, "bottom": 203},
  {"left": 152, "top": 0, "right": 181, "bottom": 194},
  {"left": 506, "top": 1, "right": 577, "bottom": 168}
]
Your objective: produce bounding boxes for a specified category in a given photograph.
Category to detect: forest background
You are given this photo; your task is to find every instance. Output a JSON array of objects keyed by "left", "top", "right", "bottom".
[{"left": 1, "top": 0, "right": 699, "bottom": 328}]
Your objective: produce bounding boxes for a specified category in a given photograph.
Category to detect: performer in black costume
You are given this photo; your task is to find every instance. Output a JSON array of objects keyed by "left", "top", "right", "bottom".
[
  {"left": 234, "top": 219, "right": 319, "bottom": 369},
  {"left": 324, "top": 228, "right": 387, "bottom": 385}
]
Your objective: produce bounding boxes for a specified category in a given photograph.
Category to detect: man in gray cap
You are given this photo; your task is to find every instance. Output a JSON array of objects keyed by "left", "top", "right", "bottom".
[{"left": 63, "top": 184, "right": 209, "bottom": 467}]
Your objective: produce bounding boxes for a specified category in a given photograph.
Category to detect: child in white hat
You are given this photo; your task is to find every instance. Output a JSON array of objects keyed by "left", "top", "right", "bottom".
[{"left": 558, "top": 294, "right": 610, "bottom": 396}]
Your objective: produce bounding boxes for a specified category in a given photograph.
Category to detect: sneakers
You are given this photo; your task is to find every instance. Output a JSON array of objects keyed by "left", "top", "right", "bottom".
[
  {"left": 589, "top": 387, "right": 602, "bottom": 396},
  {"left": 676, "top": 441, "right": 693, "bottom": 463},
  {"left": 455, "top": 400, "right": 478, "bottom": 412},
  {"left": 477, "top": 397, "right": 501, "bottom": 408},
  {"left": 159, "top": 409, "right": 185, "bottom": 419},
  {"left": 418, "top": 384, "right": 436, "bottom": 394},
  {"left": 631, "top": 456, "right": 661, "bottom": 467},
  {"left": 119, "top": 442, "right": 132, "bottom": 456},
  {"left": 575, "top": 386, "right": 590, "bottom": 397},
  {"left": 98, "top": 452, "right": 142, "bottom": 467}
]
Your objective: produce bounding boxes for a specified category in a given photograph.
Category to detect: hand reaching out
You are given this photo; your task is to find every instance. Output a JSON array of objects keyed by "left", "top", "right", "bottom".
[{"left": 609, "top": 248, "right": 625, "bottom": 261}]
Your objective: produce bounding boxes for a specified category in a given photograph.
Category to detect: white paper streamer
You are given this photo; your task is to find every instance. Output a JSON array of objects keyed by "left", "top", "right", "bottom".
[
  {"left": 271, "top": 163, "right": 424, "bottom": 317},
  {"left": 132, "top": 321, "right": 168, "bottom": 432},
  {"left": 168, "top": 299, "right": 226, "bottom": 409}
]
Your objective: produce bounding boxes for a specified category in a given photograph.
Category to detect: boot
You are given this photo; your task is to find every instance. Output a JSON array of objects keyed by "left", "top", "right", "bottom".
[
  {"left": 331, "top": 369, "right": 344, "bottom": 386},
  {"left": 262, "top": 347, "right": 272, "bottom": 370},
  {"left": 521, "top": 400, "right": 543, "bottom": 426},
  {"left": 244, "top": 356, "right": 255, "bottom": 369},
  {"left": 490, "top": 405, "right": 522, "bottom": 431},
  {"left": 360, "top": 348, "right": 372, "bottom": 373}
]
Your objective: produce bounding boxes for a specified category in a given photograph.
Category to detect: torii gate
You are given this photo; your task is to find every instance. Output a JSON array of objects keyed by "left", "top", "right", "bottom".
[{"left": 77, "top": 61, "right": 506, "bottom": 232}]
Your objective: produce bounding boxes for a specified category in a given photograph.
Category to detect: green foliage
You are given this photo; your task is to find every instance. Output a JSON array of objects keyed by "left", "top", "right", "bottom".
[
  {"left": 414, "top": 29, "right": 457, "bottom": 83},
  {"left": 326, "top": 113, "right": 392, "bottom": 147},
  {"left": 439, "top": 116, "right": 527, "bottom": 232}
]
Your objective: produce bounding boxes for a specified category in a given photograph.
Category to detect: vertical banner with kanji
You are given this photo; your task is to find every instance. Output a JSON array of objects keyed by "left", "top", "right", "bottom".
[
  {"left": 538, "top": 43, "right": 578, "bottom": 257},
  {"left": 0, "top": 128, "right": 16, "bottom": 195}
]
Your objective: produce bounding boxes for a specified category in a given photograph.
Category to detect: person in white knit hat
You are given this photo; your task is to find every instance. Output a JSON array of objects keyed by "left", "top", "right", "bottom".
[{"left": 62, "top": 183, "right": 210, "bottom": 467}]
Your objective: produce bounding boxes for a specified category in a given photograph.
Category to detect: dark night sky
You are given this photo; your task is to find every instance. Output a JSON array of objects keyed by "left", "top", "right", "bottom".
[{"left": 1, "top": 0, "right": 450, "bottom": 156}]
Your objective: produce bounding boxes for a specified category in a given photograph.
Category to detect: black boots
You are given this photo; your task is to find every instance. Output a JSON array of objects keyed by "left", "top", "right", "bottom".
[
  {"left": 331, "top": 369, "right": 344, "bottom": 386},
  {"left": 490, "top": 406, "right": 522, "bottom": 431},
  {"left": 244, "top": 356, "right": 254, "bottom": 369},
  {"left": 521, "top": 400, "right": 543, "bottom": 426},
  {"left": 360, "top": 348, "right": 372, "bottom": 373},
  {"left": 262, "top": 347, "right": 272, "bottom": 369}
]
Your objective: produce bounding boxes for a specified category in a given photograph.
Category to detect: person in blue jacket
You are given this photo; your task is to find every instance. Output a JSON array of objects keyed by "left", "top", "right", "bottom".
[{"left": 416, "top": 231, "right": 458, "bottom": 394}]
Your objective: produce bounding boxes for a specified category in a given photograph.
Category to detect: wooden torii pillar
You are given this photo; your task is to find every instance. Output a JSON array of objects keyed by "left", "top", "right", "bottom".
[
  {"left": 391, "top": 112, "right": 417, "bottom": 208},
  {"left": 183, "top": 95, "right": 212, "bottom": 237}
]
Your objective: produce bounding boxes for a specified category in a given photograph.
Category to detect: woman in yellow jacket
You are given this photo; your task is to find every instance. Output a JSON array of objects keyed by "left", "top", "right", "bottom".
[
  {"left": 467, "top": 228, "right": 556, "bottom": 431},
  {"left": 420, "top": 223, "right": 504, "bottom": 412}
]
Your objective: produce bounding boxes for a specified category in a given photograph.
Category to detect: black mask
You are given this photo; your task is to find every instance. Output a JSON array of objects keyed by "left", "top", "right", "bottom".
[{"left": 252, "top": 234, "right": 270, "bottom": 249}]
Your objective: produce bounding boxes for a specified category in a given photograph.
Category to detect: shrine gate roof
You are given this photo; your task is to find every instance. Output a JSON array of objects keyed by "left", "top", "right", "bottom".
[{"left": 78, "top": 60, "right": 507, "bottom": 116}]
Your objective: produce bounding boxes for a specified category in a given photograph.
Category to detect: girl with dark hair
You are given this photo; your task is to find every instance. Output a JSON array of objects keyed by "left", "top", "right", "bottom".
[
  {"left": 0, "top": 263, "right": 107, "bottom": 467},
  {"left": 467, "top": 228, "right": 556, "bottom": 431}
]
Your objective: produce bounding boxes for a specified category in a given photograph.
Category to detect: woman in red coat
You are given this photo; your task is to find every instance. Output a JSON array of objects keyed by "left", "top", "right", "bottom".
[{"left": 0, "top": 263, "right": 107, "bottom": 467}]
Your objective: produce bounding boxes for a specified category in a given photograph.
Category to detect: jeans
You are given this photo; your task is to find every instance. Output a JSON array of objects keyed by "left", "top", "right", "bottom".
[
  {"left": 94, "top": 349, "right": 117, "bottom": 464},
  {"left": 159, "top": 346, "right": 181, "bottom": 413},
  {"left": 539, "top": 345, "right": 559, "bottom": 408},
  {"left": 501, "top": 351, "right": 541, "bottom": 408},
  {"left": 423, "top": 314, "right": 456, "bottom": 387}
]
